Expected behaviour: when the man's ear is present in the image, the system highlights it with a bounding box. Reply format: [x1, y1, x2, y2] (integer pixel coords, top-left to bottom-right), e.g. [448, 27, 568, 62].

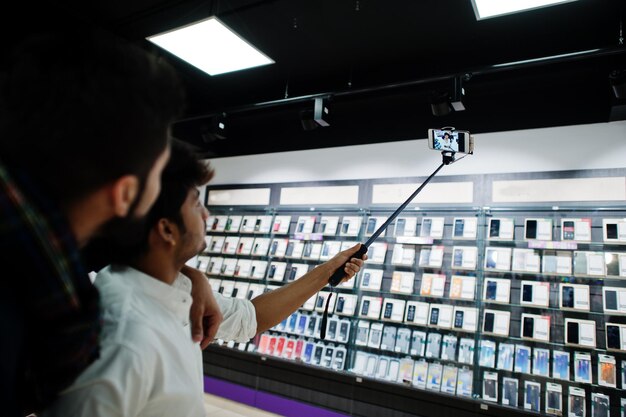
[111, 175, 140, 217]
[156, 218, 178, 247]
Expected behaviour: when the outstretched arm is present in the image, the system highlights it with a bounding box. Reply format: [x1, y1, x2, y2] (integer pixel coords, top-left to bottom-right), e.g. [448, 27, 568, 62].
[251, 244, 366, 334]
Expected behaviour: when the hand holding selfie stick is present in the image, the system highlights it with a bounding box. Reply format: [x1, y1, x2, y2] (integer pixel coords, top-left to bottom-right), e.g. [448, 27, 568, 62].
[327, 157, 452, 286]
[321, 129, 473, 338]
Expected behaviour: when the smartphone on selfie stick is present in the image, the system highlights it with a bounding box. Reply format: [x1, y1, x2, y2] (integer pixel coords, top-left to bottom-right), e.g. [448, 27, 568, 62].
[321, 127, 474, 338]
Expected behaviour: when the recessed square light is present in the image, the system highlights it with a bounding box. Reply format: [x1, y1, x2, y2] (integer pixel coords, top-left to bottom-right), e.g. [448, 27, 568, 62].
[471, 0, 578, 20]
[147, 16, 274, 76]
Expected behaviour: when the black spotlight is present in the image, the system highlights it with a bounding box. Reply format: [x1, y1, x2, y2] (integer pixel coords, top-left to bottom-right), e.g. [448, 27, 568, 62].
[610, 70, 626, 99]
[300, 97, 331, 130]
[300, 109, 318, 131]
[201, 114, 227, 143]
[430, 90, 452, 117]
[313, 97, 331, 127]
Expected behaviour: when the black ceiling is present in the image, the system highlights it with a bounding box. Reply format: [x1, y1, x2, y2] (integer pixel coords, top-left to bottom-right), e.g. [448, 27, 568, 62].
[5, 0, 626, 157]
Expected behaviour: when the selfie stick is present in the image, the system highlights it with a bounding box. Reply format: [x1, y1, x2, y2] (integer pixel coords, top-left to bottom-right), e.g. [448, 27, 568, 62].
[327, 150, 457, 287]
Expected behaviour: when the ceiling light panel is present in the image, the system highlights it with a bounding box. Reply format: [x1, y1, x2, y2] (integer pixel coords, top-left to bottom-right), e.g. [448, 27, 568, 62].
[471, 0, 578, 20]
[147, 17, 274, 76]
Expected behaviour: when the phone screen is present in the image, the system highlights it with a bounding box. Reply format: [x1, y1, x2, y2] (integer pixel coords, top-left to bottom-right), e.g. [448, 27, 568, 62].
[383, 302, 393, 319]
[367, 218, 377, 234]
[421, 219, 432, 236]
[483, 312, 495, 333]
[454, 219, 464, 237]
[453, 249, 463, 267]
[605, 290, 618, 310]
[336, 297, 345, 313]
[327, 321, 337, 339]
[522, 284, 533, 303]
[486, 281, 497, 300]
[607, 325, 621, 349]
[563, 221, 575, 240]
[489, 219, 501, 238]
[407, 305, 416, 322]
[562, 286, 574, 308]
[361, 300, 370, 315]
[567, 321, 579, 344]
[454, 311, 464, 328]
[525, 220, 537, 239]
[395, 219, 406, 236]
[523, 316, 534, 338]
[430, 308, 440, 325]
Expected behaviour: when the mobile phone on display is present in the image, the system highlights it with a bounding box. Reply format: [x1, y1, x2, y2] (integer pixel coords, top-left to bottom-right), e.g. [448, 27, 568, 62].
[607, 325, 620, 349]
[273, 220, 281, 232]
[313, 345, 324, 365]
[607, 223, 618, 239]
[270, 241, 278, 255]
[231, 288, 239, 298]
[489, 219, 501, 238]
[454, 311, 464, 328]
[367, 218, 377, 234]
[383, 302, 393, 319]
[336, 296, 345, 313]
[289, 267, 298, 281]
[453, 249, 463, 267]
[303, 343, 314, 363]
[307, 316, 318, 335]
[327, 320, 337, 340]
[297, 222, 305, 233]
[342, 222, 350, 234]
[563, 221, 575, 240]
[525, 220, 537, 239]
[483, 312, 495, 333]
[562, 286, 574, 308]
[407, 305, 416, 322]
[254, 218, 261, 231]
[303, 243, 312, 257]
[427, 129, 474, 154]
[567, 321, 579, 344]
[395, 219, 406, 236]
[486, 281, 497, 300]
[430, 308, 440, 325]
[522, 284, 533, 303]
[362, 272, 371, 287]
[334, 350, 345, 369]
[422, 218, 432, 236]
[522, 316, 534, 338]
[268, 265, 277, 278]
[339, 322, 349, 341]
[605, 290, 618, 310]
[285, 242, 294, 256]
[361, 300, 370, 316]
[454, 219, 464, 237]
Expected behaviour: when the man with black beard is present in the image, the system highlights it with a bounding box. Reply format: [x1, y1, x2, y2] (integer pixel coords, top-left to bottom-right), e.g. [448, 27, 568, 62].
[43, 140, 366, 417]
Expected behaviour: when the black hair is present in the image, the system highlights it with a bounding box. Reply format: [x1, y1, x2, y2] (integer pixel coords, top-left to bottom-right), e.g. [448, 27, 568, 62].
[0, 26, 186, 205]
[106, 138, 214, 264]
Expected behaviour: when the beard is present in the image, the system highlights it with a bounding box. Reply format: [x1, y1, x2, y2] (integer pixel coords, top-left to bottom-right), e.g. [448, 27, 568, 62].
[82, 215, 150, 272]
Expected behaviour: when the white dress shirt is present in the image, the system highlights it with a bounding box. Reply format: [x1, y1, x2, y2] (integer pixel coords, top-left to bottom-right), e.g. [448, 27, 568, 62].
[43, 265, 257, 417]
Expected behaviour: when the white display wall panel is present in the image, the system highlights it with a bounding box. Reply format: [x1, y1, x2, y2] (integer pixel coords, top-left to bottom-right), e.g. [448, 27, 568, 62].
[201, 176, 626, 417]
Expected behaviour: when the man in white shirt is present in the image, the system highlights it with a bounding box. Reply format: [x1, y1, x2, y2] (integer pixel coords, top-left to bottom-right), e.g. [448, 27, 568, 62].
[43, 139, 365, 417]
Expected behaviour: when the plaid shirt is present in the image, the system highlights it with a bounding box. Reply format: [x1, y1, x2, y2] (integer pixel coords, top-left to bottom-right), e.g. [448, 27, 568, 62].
[0, 160, 101, 416]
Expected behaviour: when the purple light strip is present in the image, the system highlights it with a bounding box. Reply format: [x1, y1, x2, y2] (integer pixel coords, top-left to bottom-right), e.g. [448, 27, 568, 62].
[204, 375, 350, 417]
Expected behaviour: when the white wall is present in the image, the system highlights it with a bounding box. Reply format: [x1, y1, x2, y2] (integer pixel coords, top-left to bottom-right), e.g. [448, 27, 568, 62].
[206, 121, 626, 185]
